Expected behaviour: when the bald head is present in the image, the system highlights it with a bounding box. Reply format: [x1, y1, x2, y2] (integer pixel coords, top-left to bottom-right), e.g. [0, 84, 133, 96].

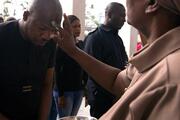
[19, 0, 63, 46]
[105, 2, 125, 16]
[29, 0, 62, 26]
[104, 2, 125, 30]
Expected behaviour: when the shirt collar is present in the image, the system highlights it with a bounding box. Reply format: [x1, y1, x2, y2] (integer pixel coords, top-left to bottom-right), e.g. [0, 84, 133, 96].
[129, 26, 180, 73]
[100, 24, 118, 34]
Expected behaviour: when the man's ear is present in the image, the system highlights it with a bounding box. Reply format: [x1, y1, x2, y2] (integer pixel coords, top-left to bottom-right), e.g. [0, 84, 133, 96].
[145, 0, 159, 13]
[23, 11, 30, 21]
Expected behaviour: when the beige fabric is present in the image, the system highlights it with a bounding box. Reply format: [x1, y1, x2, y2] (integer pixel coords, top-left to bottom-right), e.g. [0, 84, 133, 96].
[100, 26, 180, 120]
[158, 0, 180, 15]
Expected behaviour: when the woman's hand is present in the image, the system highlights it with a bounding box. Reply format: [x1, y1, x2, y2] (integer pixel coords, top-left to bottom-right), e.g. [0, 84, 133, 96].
[57, 14, 77, 56]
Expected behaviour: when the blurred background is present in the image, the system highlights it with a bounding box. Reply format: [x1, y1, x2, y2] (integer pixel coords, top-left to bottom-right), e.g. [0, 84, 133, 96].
[0, 0, 141, 57]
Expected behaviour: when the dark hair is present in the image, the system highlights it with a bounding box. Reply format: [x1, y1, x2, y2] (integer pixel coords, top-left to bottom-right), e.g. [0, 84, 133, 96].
[6, 17, 16, 21]
[0, 16, 4, 23]
[67, 15, 80, 24]
[105, 2, 125, 14]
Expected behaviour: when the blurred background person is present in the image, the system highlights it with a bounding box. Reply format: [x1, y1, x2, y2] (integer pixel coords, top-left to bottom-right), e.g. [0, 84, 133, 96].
[136, 31, 147, 51]
[55, 15, 85, 118]
[84, 2, 128, 118]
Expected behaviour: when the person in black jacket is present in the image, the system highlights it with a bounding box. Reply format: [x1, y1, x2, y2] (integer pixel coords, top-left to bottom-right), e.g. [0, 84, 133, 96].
[84, 2, 128, 118]
[55, 15, 85, 118]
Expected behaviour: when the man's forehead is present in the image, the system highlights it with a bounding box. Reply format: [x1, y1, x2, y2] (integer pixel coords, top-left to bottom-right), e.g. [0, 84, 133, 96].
[31, 18, 61, 32]
[31, 5, 62, 22]
[33, 14, 61, 26]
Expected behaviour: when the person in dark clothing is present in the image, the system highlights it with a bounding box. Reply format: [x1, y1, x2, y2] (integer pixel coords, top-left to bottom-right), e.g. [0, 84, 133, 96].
[55, 15, 85, 118]
[0, 0, 62, 119]
[84, 2, 128, 118]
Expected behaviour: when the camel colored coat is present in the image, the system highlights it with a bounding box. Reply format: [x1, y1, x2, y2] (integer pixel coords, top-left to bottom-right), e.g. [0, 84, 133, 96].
[100, 27, 180, 120]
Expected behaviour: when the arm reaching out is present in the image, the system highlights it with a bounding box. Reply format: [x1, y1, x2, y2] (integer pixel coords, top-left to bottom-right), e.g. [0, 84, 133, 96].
[57, 14, 126, 97]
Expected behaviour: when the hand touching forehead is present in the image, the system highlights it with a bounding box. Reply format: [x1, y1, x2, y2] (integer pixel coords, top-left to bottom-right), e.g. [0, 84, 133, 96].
[56, 14, 76, 55]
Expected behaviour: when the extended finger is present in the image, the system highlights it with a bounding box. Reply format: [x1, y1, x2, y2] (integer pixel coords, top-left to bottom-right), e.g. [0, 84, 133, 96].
[63, 13, 73, 34]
